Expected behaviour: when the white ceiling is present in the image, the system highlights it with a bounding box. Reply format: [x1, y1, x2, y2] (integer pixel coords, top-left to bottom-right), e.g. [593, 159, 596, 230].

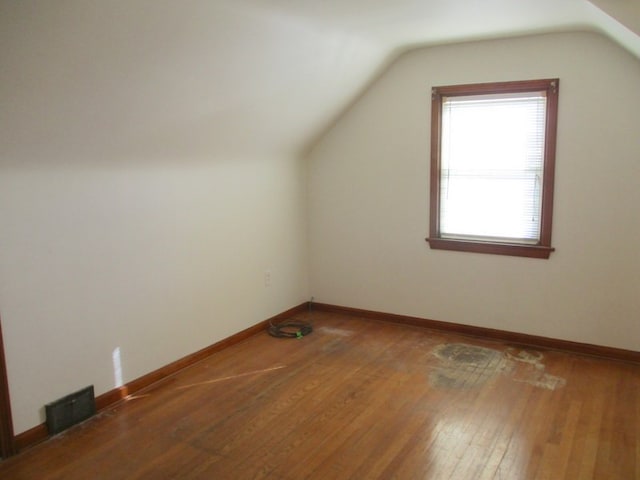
[253, 0, 640, 51]
[1, 0, 639, 162]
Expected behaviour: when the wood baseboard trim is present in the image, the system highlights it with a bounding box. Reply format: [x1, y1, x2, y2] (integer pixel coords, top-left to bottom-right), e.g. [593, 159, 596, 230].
[311, 302, 640, 364]
[13, 424, 47, 452]
[13, 302, 309, 453]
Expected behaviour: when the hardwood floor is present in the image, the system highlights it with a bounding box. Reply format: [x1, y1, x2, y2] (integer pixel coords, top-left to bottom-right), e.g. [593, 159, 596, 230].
[1, 311, 638, 479]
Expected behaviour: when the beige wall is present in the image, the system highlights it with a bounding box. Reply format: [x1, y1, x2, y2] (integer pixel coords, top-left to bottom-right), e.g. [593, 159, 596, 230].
[0, 1, 310, 433]
[308, 31, 640, 351]
[0, 159, 308, 434]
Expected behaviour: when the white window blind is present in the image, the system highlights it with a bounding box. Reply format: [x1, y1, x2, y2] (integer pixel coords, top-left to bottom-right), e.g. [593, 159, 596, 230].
[440, 91, 547, 243]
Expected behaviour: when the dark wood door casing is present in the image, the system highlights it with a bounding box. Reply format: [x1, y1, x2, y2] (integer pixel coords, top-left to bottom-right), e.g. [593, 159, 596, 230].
[0, 316, 16, 458]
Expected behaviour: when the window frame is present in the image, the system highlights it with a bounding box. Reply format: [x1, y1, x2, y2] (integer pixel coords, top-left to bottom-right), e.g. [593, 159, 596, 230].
[427, 78, 559, 259]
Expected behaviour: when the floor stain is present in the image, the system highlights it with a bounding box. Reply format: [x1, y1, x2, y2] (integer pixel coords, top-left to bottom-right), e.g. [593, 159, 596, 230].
[430, 343, 565, 391]
[430, 343, 511, 389]
[505, 347, 566, 390]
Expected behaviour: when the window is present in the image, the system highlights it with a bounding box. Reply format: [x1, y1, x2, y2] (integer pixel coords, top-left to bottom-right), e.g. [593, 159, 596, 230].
[427, 79, 559, 259]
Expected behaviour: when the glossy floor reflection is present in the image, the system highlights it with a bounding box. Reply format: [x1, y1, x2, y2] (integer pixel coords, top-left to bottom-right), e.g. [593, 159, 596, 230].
[1, 311, 638, 479]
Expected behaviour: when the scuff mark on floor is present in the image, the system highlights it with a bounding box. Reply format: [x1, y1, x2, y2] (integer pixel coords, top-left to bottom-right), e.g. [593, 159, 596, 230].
[317, 326, 355, 337]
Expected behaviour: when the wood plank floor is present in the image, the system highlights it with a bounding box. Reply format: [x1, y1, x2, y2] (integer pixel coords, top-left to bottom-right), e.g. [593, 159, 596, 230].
[1, 311, 639, 479]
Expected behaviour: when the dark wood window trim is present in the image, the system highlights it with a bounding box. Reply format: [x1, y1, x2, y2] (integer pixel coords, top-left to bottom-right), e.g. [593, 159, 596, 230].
[426, 78, 559, 259]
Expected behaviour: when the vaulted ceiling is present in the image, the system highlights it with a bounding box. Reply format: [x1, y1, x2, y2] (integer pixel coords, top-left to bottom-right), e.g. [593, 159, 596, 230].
[2, 0, 639, 162]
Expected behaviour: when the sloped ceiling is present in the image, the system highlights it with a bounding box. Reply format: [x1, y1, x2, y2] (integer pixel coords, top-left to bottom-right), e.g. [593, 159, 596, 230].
[1, 0, 639, 163]
[589, 0, 640, 36]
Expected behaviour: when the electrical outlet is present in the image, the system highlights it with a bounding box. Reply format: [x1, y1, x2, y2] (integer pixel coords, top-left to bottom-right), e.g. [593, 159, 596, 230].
[264, 270, 272, 287]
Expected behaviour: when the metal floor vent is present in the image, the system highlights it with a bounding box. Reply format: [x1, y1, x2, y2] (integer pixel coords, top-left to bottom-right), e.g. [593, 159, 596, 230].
[45, 385, 96, 435]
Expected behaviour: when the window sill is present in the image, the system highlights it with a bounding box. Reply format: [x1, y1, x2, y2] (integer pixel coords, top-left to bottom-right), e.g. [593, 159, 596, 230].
[426, 237, 554, 259]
